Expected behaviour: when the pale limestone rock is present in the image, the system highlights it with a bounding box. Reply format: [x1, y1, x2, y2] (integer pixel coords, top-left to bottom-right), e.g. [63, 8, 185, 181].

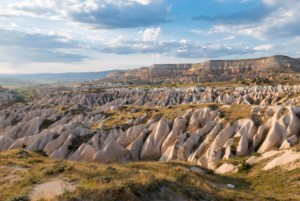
[0, 136, 14, 151]
[93, 140, 131, 163]
[215, 163, 238, 174]
[161, 116, 187, 154]
[246, 150, 284, 165]
[188, 123, 222, 163]
[103, 128, 122, 148]
[140, 117, 170, 160]
[127, 130, 149, 161]
[236, 135, 248, 156]
[223, 146, 232, 160]
[9, 139, 25, 150]
[27, 132, 56, 151]
[91, 133, 100, 150]
[78, 145, 97, 162]
[69, 143, 88, 161]
[253, 125, 268, 150]
[280, 135, 298, 150]
[50, 134, 73, 160]
[44, 131, 70, 155]
[117, 125, 145, 148]
[263, 151, 300, 170]
[258, 108, 286, 153]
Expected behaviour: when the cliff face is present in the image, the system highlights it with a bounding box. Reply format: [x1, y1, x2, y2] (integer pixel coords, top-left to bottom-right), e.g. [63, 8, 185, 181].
[104, 55, 300, 83]
[190, 55, 300, 74]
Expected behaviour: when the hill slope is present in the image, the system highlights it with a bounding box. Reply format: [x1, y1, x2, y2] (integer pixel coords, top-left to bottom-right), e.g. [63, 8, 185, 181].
[104, 55, 300, 84]
[0, 149, 299, 201]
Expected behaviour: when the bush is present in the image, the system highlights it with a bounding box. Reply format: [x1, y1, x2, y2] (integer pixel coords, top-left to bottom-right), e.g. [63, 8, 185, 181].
[39, 119, 56, 130]
[44, 162, 70, 176]
[7, 196, 29, 201]
[68, 134, 93, 152]
[252, 152, 261, 157]
[238, 159, 251, 172]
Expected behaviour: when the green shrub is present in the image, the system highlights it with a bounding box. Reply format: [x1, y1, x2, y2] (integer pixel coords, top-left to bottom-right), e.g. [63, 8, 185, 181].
[238, 159, 251, 172]
[44, 162, 70, 176]
[7, 196, 29, 201]
[252, 152, 261, 157]
[68, 134, 93, 152]
[39, 119, 56, 130]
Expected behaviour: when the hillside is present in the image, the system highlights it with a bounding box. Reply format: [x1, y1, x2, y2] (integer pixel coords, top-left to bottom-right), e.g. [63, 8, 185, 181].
[0, 149, 299, 201]
[103, 55, 300, 84]
[1, 83, 300, 200]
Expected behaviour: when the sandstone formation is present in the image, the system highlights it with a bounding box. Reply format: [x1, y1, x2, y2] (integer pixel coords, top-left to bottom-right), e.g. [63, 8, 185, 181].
[0, 84, 299, 172]
[0, 88, 16, 107]
[103, 55, 300, 84]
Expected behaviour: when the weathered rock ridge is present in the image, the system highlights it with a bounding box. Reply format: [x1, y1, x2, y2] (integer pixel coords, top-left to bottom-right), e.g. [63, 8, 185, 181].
[0, 85, 300, 171]
[0, 87, 16, 107]
[105, 55, 300, 83]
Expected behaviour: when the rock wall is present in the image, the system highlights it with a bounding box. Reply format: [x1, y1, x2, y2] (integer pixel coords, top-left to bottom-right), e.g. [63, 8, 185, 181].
[104, 55, 300, 84]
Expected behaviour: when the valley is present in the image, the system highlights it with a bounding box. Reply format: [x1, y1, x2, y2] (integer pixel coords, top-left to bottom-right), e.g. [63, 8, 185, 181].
[0, 56, 300, 200]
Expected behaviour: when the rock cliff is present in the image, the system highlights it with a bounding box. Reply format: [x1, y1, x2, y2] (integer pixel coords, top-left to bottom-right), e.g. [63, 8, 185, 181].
[104, 55, 300, 84]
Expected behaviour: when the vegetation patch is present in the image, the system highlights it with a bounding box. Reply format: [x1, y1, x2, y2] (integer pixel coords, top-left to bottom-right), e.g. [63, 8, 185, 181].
[0, 149, 299, 201]
[39, 119, 56, 131]
[220, 105, 252, 124]
[101, 104, 220, 129]
[68, 133, 94, 152]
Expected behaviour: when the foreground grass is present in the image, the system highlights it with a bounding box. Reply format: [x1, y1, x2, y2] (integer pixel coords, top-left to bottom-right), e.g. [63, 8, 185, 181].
[0, 149, 299, 201]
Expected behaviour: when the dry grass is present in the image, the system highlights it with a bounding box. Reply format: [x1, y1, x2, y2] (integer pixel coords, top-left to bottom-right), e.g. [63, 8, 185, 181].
[100, 104, 219, 129]
[1, 149, 299, 201]
[219, 104, 253, 124]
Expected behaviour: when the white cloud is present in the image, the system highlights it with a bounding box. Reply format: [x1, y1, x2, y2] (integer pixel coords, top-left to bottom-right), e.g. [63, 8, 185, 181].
[254, 44, 273, 51]
[101, 35, 255, 58]
[133, 0, 152, 5]
[0, 0, 170, 29]
[205, 1, 300, 40]
[262, 0, 296, 6]
[108, 35, 126, 47]
[222, 35, 236, 40]
[143, 27, 161, 41]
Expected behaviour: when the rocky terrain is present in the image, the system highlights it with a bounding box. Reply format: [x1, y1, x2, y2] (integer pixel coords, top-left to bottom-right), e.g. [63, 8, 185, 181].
[0, 86, 17, 108]
[0, 85, 299, 171]
[0, 83, 300, 200]
[103, 55, 300, 84]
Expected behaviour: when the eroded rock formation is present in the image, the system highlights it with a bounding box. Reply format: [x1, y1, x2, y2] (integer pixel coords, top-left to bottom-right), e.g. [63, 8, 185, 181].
[0, 84, 300, 171]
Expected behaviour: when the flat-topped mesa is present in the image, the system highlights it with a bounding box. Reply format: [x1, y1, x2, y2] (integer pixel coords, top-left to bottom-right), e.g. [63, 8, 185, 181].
[107, 64, 192, 83]
[190, 55, 300, 74]
[104, 55, 300, 84]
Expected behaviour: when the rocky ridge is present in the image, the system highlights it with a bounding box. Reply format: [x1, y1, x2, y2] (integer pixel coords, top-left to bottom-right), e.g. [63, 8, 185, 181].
[0, 85, 300, 172]
[0, 87, 17, 108]
[104, 55, 300, 83]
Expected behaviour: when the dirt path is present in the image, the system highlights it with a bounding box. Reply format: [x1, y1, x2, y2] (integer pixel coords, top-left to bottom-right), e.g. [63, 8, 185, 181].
[29, 179, 75, 201]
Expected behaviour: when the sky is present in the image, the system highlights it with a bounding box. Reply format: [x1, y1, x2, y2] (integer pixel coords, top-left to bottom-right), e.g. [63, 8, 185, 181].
[0, 0, 300, 73]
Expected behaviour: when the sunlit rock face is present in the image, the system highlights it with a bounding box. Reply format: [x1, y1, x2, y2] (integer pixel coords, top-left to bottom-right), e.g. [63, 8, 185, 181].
[0, 84, 300, 170]
[105, 55, 300, 83]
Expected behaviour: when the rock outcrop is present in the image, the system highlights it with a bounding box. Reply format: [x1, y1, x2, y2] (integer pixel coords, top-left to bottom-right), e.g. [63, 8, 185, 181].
[104, 55, 300, 84]
[0, 84, 300, 171]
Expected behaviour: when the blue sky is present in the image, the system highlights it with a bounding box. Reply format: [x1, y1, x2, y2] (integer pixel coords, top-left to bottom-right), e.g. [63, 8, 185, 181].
[0, 0, 300, 73]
